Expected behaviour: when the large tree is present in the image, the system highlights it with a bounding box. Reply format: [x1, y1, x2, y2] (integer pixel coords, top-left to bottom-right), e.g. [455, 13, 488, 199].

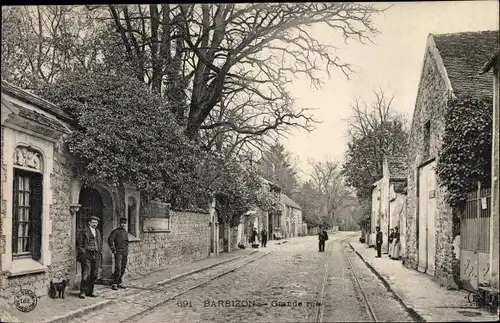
[342, 88, 409, 214]
[38, 71, 206, 209]
[294, 180, 322, 227]
[1, 6, 109, 89]
[309, 159, 352, 228]
[257, 142, 299, 197]
[3, 4, 385, 152]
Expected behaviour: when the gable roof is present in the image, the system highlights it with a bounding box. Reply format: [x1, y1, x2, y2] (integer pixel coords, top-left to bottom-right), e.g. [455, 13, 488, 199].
[481, 49, 499, 74]
[280, 194, 302, 210]
[1, 80, 73, 123]
[432, 30, 499, 99]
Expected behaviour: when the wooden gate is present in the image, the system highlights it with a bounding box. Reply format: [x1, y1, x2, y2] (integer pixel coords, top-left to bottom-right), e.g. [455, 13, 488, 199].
[460, 183, 491, 291]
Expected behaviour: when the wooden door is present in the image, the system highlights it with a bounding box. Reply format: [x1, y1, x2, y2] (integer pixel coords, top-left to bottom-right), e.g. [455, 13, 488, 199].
[426, 161, 437, 276]
[418, 166, 428, 272]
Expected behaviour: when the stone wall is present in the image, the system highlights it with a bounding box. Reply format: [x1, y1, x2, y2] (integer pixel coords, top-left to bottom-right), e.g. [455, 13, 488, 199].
[1, 126, 5, 273]
[0, 136, 74, 305]
[230, 225, 239, 251]
[125, 206, 210, 279]
[405, 42, 458, 281]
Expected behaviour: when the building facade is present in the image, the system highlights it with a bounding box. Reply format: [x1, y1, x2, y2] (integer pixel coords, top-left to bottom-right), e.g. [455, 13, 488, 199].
[481, 49, 499, 290]
[1, 81, 211, 305]
[405, 31, 497, 287]
[280, 194, 303, 238]
[369, 155, 407, 253]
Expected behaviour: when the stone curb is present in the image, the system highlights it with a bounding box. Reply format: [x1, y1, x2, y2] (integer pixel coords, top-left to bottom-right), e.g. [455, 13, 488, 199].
[43, 250, 259, 323]
[123, 250, 272, 322]
[42, 299, 116, 323]
[348, 242, 427, 323]
[155, 250, 259, 286]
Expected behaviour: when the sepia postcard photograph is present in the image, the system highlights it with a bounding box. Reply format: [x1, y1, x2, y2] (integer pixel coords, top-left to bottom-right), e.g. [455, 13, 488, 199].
[0, 1, 499, 322]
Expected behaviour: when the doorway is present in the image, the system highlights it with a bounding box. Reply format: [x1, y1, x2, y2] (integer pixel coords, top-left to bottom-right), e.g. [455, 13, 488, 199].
[417, 161, 437, 276]
[76, 186, 115, 284]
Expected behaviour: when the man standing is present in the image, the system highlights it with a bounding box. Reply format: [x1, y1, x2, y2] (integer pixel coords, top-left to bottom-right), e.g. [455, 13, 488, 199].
[76, 216, 102, 299]
[108, 217, 129, 290]
[261, 228, 268, 248]
[375, 226, 383, 258]
[318, 229, 327, 252]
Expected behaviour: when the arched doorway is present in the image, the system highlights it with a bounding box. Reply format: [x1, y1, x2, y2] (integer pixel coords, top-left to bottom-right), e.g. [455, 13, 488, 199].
[77, 188, 104, 238]
[75, 186, 115, 284]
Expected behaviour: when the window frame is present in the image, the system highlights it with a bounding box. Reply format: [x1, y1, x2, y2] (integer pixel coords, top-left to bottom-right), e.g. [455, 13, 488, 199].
[12, 168, 43, 260]
[127, 196, 138, 236]
[423, 120, 431, 157]
[124, 188, 141, 241]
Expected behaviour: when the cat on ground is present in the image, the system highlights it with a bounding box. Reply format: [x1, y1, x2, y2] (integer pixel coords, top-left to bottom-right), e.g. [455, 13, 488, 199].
[49, 279, 70, 299]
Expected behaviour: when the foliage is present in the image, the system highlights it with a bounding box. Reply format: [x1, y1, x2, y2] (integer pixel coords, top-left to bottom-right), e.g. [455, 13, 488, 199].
[342, 89, 409, 202]
[294, 180, 322, 227]
[38, 71, 208, 209]
[3, 4, 385, 156]
[257, 142, 299, 197]
[1, 6, 110, 89]
[437, 97, 492, 208]
[309, 159, 352, 227]
[206, 154, 280, 227]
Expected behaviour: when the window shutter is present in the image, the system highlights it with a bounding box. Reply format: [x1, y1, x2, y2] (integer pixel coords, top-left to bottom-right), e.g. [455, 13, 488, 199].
[12, 172, 19, 255]
[31, 174, 43, 261]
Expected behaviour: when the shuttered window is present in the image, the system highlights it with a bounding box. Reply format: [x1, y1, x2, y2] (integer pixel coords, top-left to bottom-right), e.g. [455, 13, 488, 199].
[12, 169, 43, 260]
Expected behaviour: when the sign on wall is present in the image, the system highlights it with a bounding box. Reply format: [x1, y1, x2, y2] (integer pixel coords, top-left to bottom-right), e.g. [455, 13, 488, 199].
[142, 201, 171, 233]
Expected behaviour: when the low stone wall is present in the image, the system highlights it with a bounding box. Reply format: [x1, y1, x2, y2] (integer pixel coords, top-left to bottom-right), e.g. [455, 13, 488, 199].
[125, 208, 210, 279]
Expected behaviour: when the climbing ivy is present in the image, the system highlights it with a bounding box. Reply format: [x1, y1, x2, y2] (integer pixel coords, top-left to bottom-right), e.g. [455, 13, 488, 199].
[437, 96, 492, 209]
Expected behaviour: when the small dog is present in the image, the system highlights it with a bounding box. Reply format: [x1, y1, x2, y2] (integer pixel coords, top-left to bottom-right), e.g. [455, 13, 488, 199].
[49, 279, 70, 299]
[238, 243, 246, 249]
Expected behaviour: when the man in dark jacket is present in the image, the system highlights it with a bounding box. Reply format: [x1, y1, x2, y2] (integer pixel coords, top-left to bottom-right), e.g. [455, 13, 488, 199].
[318, 229, 328, 252]
[108, 217, 129, 290]
[261, 229, 268, 247]
[375, 226, 383, 258]
[76, 216, 102, 299]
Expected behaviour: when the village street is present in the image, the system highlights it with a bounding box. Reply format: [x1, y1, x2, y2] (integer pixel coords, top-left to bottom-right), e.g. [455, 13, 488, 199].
[64, 232, 414, 323]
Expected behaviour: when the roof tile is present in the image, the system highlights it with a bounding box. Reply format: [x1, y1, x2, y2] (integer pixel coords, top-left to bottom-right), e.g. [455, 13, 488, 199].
[432, 30, 499, 99]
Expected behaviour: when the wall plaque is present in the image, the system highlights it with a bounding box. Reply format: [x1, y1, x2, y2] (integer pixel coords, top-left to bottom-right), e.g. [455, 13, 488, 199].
[142, 202, 171, 233]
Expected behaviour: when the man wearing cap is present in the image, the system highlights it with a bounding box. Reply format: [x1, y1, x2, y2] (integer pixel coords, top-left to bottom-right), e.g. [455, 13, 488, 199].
[375, 226, 383, 258]
[108, 217, 129, 290]
[76, 216, 102, 299]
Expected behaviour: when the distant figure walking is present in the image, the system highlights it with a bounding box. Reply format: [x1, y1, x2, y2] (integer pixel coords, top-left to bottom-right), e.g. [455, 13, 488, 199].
[392, 226, 401, 260]
[388, 228, 395, 258]
[318, 229, 328, 252]
[375, 226, 383, 258]
[261, 229, 268, 247]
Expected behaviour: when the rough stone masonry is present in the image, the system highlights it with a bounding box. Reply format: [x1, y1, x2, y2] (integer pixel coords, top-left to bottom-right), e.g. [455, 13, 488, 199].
[404, 41, 459, 282]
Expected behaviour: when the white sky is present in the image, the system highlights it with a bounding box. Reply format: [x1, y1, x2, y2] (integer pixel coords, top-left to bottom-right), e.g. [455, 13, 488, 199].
[281, 1, 499, 181]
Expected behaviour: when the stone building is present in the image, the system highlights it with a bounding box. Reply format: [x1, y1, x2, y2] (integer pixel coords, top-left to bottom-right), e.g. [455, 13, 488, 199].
[404, 31, 497, 287]
[481, 49, 499, 290]
[369, 155, 407, 255]
[234, 177, 281, 247]
[0, 81, 211, 305]
[280, 194, 303, 238]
